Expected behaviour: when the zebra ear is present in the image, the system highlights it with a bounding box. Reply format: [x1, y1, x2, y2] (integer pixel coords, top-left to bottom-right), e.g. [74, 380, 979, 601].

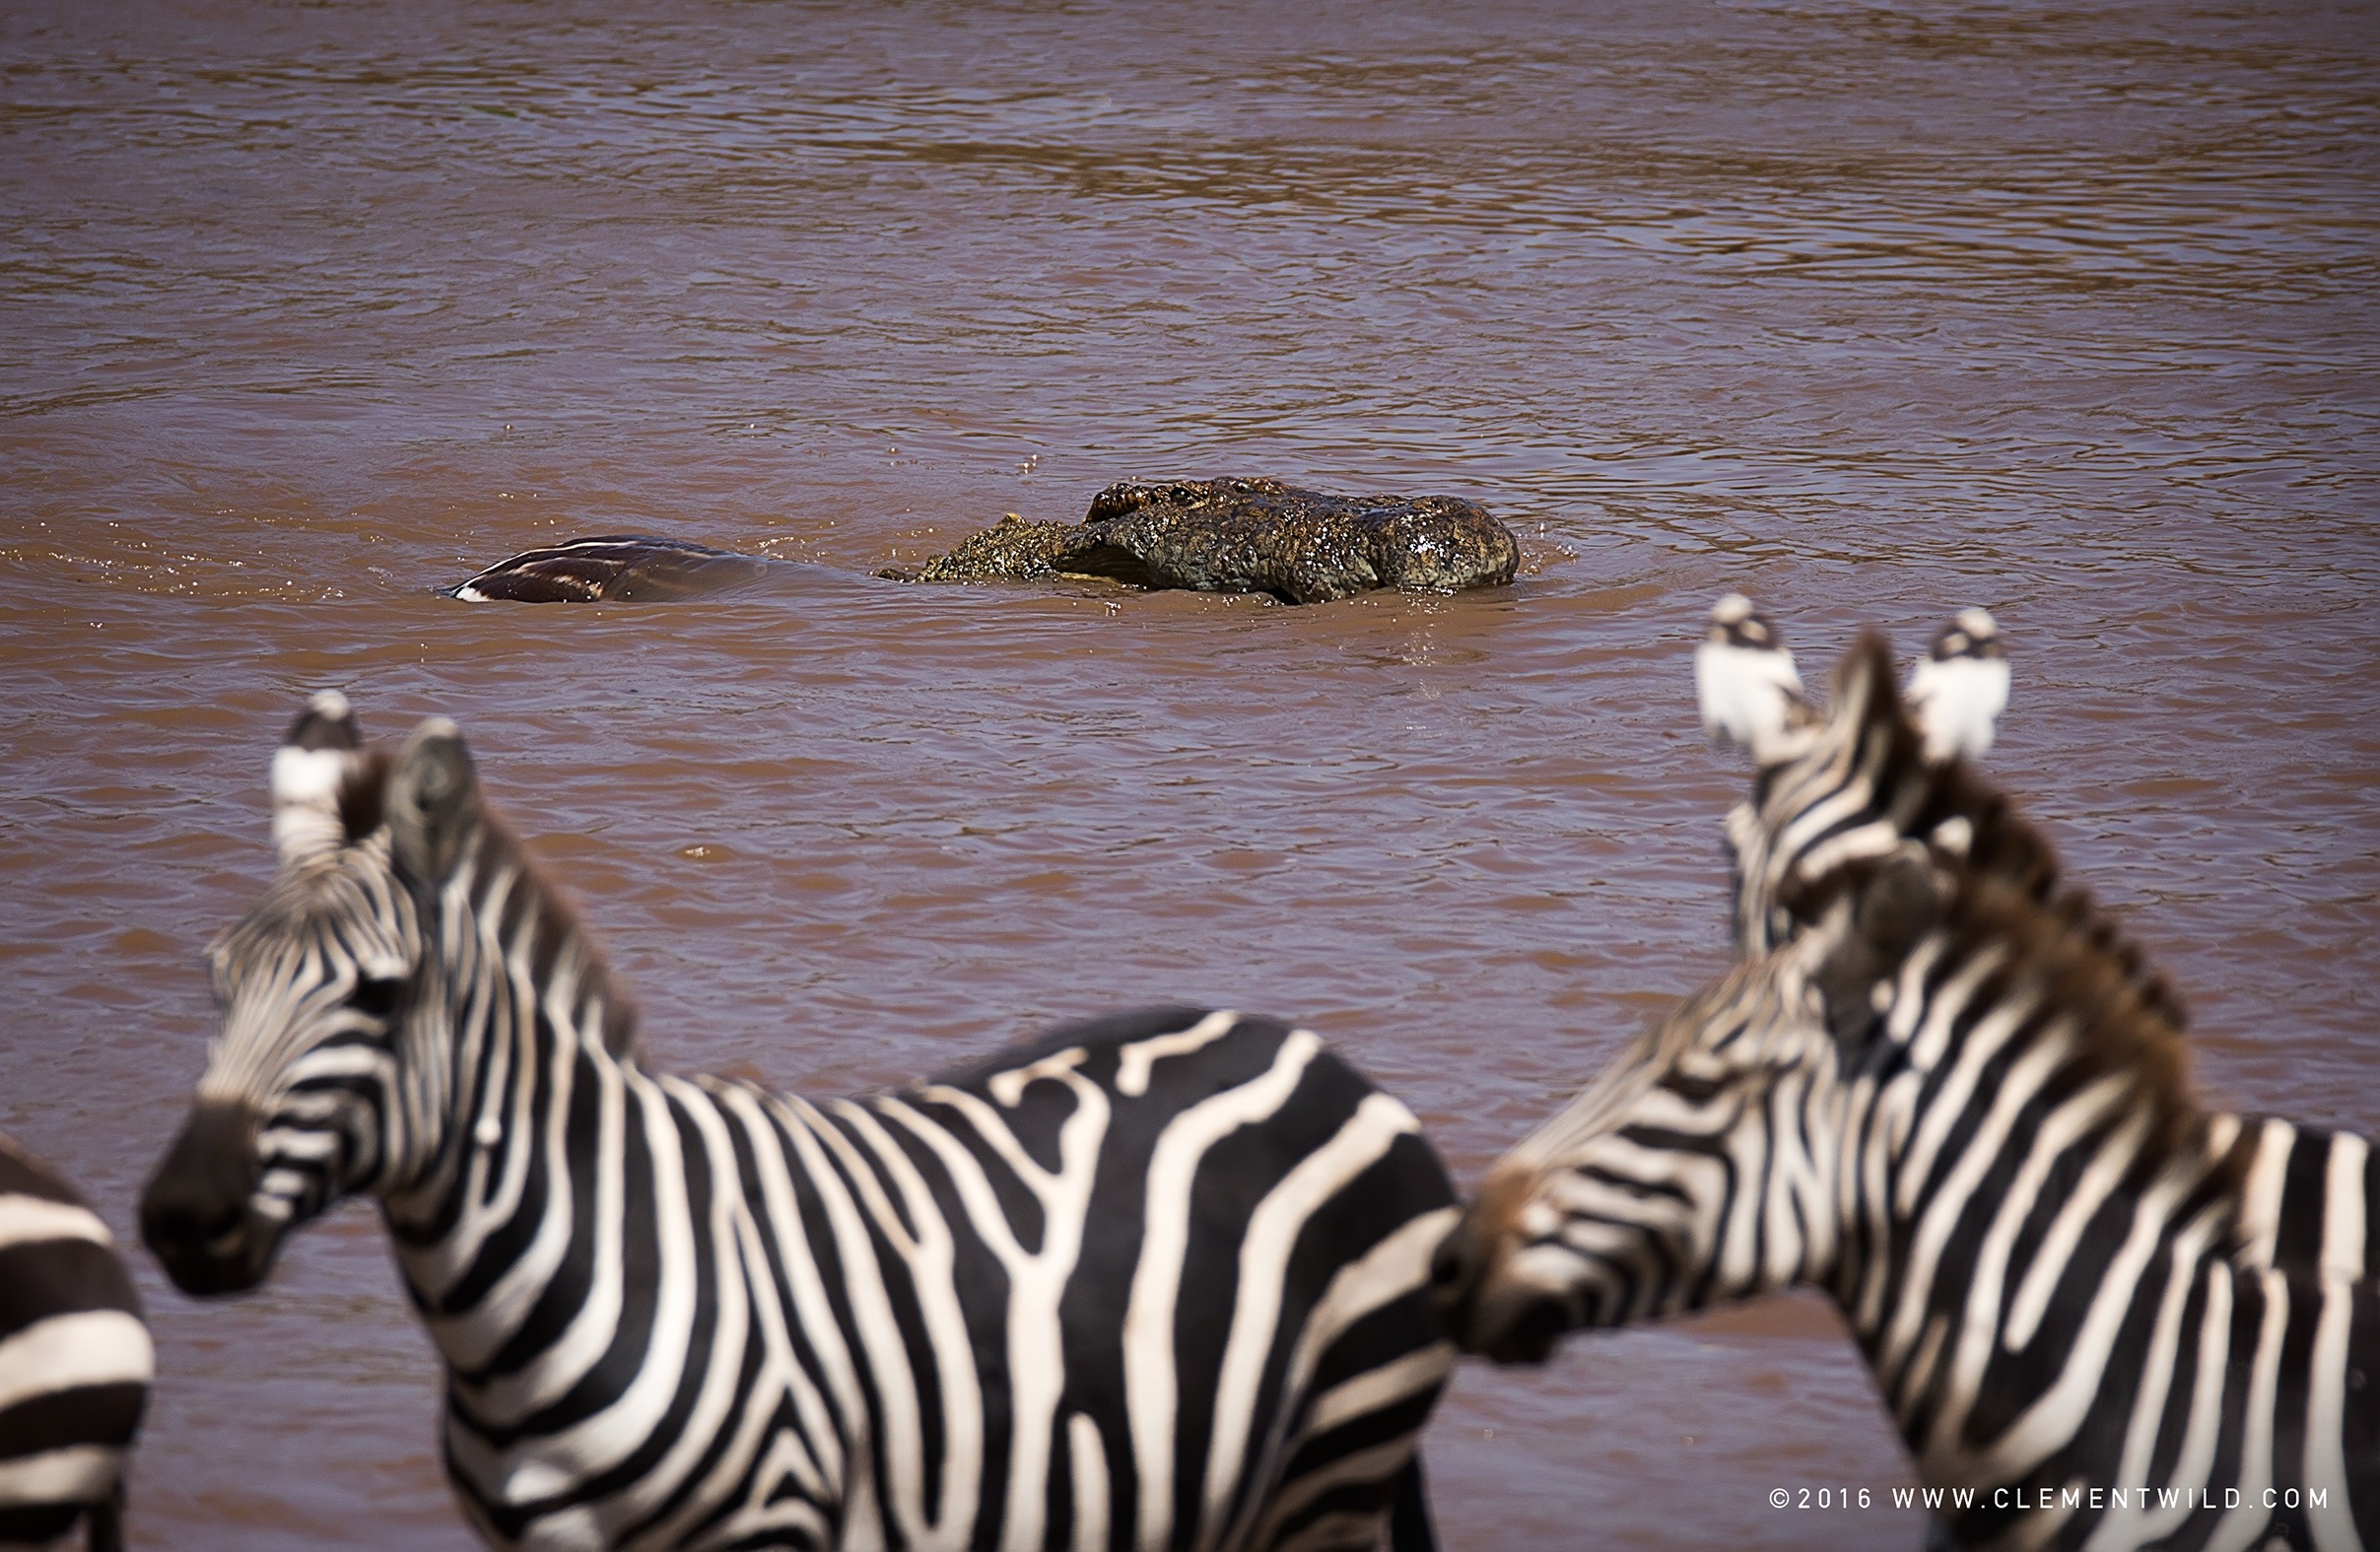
[273, 691, 365, 866]
[1906, 608, 2010, 763]
[338, 750, 390, 844]
[1694, 592, 1807, 761]
[388, 718, 479, 883]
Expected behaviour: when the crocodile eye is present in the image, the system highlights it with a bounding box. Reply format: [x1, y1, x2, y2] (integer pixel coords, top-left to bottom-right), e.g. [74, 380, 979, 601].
[350, 977, 407, 1020]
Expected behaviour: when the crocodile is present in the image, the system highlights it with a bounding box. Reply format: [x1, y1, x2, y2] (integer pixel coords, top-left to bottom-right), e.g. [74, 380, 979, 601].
[893, 477, 1519, 604]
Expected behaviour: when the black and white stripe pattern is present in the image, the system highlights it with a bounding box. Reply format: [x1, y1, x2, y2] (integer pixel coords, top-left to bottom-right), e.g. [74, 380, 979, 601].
[143, 700, 1457, 1550]
[1439, 634, 2377, 1550]
[0, 1134, 150, 1552]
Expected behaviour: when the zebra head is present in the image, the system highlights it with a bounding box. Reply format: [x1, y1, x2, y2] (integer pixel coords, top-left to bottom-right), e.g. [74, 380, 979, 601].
[1724, 622, 2043, 958]
[142, 696, 437, 1295]
[1437, 634, 2197, 1364]
[1430, 633, 1951, 1361]
[1429, 911, 1858, 1363]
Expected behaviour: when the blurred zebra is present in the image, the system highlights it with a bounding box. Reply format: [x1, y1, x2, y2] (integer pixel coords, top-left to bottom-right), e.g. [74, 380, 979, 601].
[141, 695, 1456, 1551]
[1439, 634, 2376, 1550]
[0, 1134, 151, 1552]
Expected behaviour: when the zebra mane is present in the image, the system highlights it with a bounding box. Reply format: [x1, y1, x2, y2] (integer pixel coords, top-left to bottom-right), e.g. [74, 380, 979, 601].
[315, 734, 643, 1065]
[1802, 636, 2231, 1191]
[1899, 862, 2236, 1203]
[1786, 634, 2187, 1034]
[459, 799, 643, 1063]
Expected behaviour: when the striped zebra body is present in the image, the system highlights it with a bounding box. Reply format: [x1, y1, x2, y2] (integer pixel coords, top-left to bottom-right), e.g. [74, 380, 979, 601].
[142, 700, 1456, 1550]
[1438, 634, 2376, 1550]
[0, 1134, 151, 1552]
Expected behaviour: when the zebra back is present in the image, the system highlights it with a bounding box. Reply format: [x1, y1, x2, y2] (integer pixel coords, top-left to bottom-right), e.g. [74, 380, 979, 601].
[0, 1133, 151, 1551]
[860, 1006, 1459, 1552]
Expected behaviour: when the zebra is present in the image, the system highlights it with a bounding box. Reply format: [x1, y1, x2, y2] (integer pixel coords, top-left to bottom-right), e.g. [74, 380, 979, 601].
[139, 693, 1458, 1551]
[0, 1133, 152, 1552]
[1434, 632, 2377, 1550]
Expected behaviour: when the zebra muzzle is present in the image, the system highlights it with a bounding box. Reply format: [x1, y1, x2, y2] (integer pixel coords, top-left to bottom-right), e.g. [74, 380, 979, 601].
[1430, 1214, 1581, 1365]
[141, 1100, 276, 1296]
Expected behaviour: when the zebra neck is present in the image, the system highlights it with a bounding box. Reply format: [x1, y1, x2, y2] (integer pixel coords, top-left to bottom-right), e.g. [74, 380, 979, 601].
[377, 978, 665, 1450]
[381, 820, 639, 1244]
[1829, 1068, 2235, 1476]
[387, 1023, 653, 1369]
[1824, 888, 2234, 1347]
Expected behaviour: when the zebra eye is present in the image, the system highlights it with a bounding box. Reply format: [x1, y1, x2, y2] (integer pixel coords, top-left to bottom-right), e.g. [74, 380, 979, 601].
[1665, 1071, 1728, 1105]
[349, 977, 407, 1019]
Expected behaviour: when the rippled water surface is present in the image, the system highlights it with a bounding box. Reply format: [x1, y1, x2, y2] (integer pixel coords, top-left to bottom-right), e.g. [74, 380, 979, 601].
[4, 1, 2376, 1546]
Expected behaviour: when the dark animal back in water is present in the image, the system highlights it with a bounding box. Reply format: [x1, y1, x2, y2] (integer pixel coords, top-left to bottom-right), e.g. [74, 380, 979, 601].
[444, 535, 778, 602]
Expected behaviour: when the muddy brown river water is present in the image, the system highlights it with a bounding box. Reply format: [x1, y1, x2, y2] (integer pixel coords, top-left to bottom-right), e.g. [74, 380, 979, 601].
[3, 2, 2376, 1546]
